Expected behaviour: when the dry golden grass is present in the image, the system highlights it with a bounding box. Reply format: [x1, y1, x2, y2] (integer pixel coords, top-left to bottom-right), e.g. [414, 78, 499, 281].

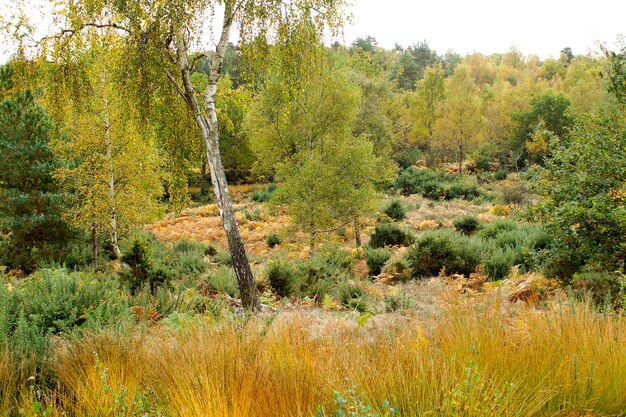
[21, 290, 624, 417]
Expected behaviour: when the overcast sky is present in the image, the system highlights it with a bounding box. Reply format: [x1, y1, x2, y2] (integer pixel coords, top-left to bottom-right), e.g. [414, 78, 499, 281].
[341, 0, 624, 58]
[1, 0, 624, 61]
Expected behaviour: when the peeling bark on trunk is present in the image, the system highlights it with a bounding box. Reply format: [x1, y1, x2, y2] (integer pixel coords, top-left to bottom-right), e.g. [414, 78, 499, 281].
[173, 12, 259, 311]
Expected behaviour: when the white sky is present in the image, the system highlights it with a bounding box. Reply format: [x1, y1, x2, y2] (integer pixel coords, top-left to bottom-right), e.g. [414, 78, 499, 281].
[1, 0, 624, 62]
[340, 0, 624, 58]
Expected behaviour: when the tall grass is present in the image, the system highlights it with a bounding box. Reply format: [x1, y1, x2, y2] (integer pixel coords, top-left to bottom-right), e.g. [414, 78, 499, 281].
[17, 294, 622, 417]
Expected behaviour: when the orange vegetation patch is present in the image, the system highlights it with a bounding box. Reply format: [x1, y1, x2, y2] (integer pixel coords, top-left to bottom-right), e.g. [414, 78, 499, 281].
[146, 202, 294, 259]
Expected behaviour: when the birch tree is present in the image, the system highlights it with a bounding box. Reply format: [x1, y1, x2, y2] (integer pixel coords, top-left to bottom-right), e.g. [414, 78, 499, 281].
[36, 0, 347, 310]
[46, 34, 163, 267]
[246, 46, 380, 252]
[432, 65, 484, 174]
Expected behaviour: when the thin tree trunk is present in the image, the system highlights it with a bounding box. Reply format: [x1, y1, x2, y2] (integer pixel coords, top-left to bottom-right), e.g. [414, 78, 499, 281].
[309, 233, 316, 257]
[354, 217, 361, 248]
[91, 225, 98, 269]
[458, 142, 464, 175]
[102, 69, 122, 259]
[174, 11, 260, 311]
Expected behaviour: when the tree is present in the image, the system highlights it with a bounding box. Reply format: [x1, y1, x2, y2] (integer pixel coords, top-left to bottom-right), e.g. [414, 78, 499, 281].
[39, 0, 348, 310]
[512, 92, 574, 166]
[406, 63, 445, 164]
[533, 113, 626, 278]
[432, 65, 483, 174]
[563, 56, 605, 114]
[46, 34, 164, 267]
[246, 54, 380, 251]
[394, 41, 439, 90]
[351, 36, 378, 54]
[0, 66, 72, 272]
[532, 46, 626, 279]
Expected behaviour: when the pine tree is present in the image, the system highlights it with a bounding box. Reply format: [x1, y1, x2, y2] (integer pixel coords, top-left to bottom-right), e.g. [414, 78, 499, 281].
[0, 66, 72, 272]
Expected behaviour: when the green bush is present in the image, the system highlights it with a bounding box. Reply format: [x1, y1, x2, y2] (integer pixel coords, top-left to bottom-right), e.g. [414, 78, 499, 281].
[401, 222, 552, 282]
[453, 215, 481, 235]
[478, 219, 518, 239]
[15, 269, 120, 334]
[494, 168, 508, 181]
[213, 251, 233, 267]
[394, 168, 482, 201]
[176, 252, 207, 276]
[393, 146, 422, 169]
[363, 246, 392, 276]
[202, 266, 239, 298]
[369, 222, 414, 248]
[384, 291, 416, 312]
[298, 248, 353, 301]
[122, 239, 156, 293]
[120, 236, 182, 293]
[252, 183, 277, 202]
[383, 199, 407, 221]
[173, 240, 206, 255]
[334, 279, 371, 313]
[265, 259, 300, 297]
[266, 233, 282, 248]
[442, 177, 480, 200]
[395, 167, 444, 197]
[483, 248, 520, 281]
[405, 230, 483, 279]
[244, 208, 262, 221]
[571, 272, 625, 309]
[406, 230, 464, 279]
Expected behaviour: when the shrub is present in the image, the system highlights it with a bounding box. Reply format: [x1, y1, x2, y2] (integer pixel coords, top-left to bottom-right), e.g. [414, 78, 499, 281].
[394, 168, 482, 201]
[453, 215, 481, 235]
[298, 248, 353, 301]
[384, 291, 416, 312]
[266, 233, 282, 248]
[369, 222, 414, 248]
[244, 208, 262, 221]
[251, 183, 277, 202]
[176, 252, 208, 276]
[383, 199, 407, 221]
[393, 146, 422, 169]
[478, 219, 518, 239]
[501, 181, 527, 206]
[405, 230, 482, 279]
[202, 266, 239, 298]
[494, 168, 508, 181]
[395, 167, 443, 196]
[406, 230, 465, 279]
[121, 237, 174, 293]
[121, 239, 152, 293]
[204, 244, 217, 257]
[213, 251, 233, 267]
[265, 259, 300, 297]
[363, 246, 392, 276]
[572, 272, 625, 309]
[334, 280, 371, 313]
[173, 240, 206, 255]
[387, 258, 413, 283]
[443, 177, 480, 200]
[15, 269, 120, 334]
[483, 248, 520, 281]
